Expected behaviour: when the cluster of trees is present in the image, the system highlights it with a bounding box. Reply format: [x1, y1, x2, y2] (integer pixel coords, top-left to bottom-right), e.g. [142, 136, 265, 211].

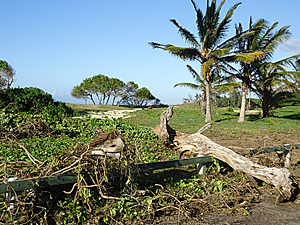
[0, 60, 15, 89]
[71, 74, 159, 107]
[150, 0, 300, 122]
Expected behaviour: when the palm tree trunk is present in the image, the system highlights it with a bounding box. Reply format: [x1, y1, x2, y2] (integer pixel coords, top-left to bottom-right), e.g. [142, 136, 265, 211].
[261, 97, 269, 118]
[201, 93, 206, 115]
[237, 83, 247, 123]
[205, 79, 212, 122]
[247, 91, 251, 110]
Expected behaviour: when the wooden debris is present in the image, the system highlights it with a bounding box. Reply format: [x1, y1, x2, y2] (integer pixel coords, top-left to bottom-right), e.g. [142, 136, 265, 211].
[152, 106, 293, 201]
[84, 129, 125, 159]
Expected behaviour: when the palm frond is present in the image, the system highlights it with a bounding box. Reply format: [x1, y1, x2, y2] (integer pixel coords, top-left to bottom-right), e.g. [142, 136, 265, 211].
[275, 53, 300, 67]
[186, 65, 203, 83]
[191, 0, 206, 42]
[213, 2, 242, 46]
[265, 25, 291, 51]
[174, 82, 202, 90]
[170, 19, 200, 48]
[149, 42, 202, 61]
[214, 81, 240, 93]
[201, 59, 214, 80]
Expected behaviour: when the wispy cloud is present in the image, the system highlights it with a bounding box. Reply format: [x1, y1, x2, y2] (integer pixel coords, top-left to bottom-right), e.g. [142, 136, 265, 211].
[277, 38, 300, 55]
[52, 90, 64, 97]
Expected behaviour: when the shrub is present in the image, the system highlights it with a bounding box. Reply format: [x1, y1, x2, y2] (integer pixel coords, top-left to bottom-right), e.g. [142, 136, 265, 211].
[0, 87, 74, 123]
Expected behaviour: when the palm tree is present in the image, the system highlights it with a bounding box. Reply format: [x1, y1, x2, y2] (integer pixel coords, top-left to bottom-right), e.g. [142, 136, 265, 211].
[174, 65, 239, 114]
[233, 18, 292, 122]
[150, 0, 262, 122]
[251, 55, 300, 118]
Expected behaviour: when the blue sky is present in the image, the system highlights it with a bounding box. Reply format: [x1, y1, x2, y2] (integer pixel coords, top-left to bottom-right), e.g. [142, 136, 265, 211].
[1, 0, 300, 105]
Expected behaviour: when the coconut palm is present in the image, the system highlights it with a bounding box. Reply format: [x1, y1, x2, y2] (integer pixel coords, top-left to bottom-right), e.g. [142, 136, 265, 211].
[251, 55, 300, 118]
[232, 18, 293, 122]
[174, 65, 239, 114]
[150, 0, 262, 122]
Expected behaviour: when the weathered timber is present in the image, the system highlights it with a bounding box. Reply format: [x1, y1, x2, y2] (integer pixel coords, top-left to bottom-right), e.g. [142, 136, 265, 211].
[152, 106, 293, 201]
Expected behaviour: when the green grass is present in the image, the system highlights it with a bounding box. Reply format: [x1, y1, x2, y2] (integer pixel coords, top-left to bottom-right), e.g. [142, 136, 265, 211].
[122, 103, 300, 140]
[67, 103, 300, 139]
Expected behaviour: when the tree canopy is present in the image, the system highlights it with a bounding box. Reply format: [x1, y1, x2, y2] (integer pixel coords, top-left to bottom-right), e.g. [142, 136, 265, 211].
[71, 75, 159, 107]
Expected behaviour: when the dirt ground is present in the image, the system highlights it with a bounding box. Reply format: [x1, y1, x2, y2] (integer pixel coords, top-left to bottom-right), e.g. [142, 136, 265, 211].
[149, 132, 300, 225]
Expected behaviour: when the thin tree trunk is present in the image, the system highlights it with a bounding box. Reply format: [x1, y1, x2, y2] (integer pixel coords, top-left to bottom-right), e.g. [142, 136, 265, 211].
[105, 96, 111, 105]
[205, 79, 212, 122]
[261, 98, 268, 118]
[112, 96, 117, 105]
[95, 93, 102, 105]
[89, 95, 96, 105]
[201, 93, 206, 115]
[237, 83, 247, 123]
[247, 90, 251, 111]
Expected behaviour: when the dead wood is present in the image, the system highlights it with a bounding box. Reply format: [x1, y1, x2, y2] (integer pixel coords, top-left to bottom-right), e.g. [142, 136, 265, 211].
[152, 106, 293, 201]
[83, 129, 125, 159]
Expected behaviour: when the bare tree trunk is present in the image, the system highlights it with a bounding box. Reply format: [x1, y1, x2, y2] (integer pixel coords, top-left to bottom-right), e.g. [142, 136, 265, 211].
[247, 90, 251, 111]
[112, 96, 117, 105]
[89, 94, 96, 105]
[237, 83, 247, 123]
[205, 79, 212, 122]
[152, 106, 293, 201]
[105, 96, 111, 105]
[95, 93, 102, 105]
[201, 93, 206, 115]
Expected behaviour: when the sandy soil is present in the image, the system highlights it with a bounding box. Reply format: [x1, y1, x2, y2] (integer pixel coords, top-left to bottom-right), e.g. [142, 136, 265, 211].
[73, 108, 142, 119]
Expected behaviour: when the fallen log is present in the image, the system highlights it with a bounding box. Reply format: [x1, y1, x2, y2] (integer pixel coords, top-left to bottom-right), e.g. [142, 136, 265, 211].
[152, 106, 293, 201]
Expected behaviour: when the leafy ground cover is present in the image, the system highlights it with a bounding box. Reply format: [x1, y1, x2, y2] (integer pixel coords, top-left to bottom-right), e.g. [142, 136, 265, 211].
[0, 104, 299, 224]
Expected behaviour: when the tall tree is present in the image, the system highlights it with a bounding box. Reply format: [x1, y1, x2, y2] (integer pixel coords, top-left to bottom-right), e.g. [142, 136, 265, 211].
[150, 0, 262, 122]
[251, 55, 300, 117]
[233, 18, 292, 122]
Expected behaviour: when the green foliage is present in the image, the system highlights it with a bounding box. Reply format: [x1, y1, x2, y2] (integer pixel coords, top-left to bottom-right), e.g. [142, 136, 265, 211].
[0, 87, 74, 126]
[72, 75, 159, 106]
[0, 87, 52, 112]
[215, 91, 242, 108]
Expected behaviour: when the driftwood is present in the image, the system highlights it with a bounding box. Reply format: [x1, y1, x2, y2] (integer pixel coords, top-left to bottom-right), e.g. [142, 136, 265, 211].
[153, 106, 293, 201]
[84, 130, 125, 159]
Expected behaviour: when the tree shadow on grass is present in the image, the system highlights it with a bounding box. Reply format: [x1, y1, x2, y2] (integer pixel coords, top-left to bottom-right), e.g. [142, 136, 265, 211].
[273, 113, 300, 120]
[246, 114, 260, 121]
[215, 117, 234, 122]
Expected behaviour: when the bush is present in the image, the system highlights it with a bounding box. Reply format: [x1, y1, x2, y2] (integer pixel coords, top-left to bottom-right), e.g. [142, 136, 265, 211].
[0, 87, 74, 123]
